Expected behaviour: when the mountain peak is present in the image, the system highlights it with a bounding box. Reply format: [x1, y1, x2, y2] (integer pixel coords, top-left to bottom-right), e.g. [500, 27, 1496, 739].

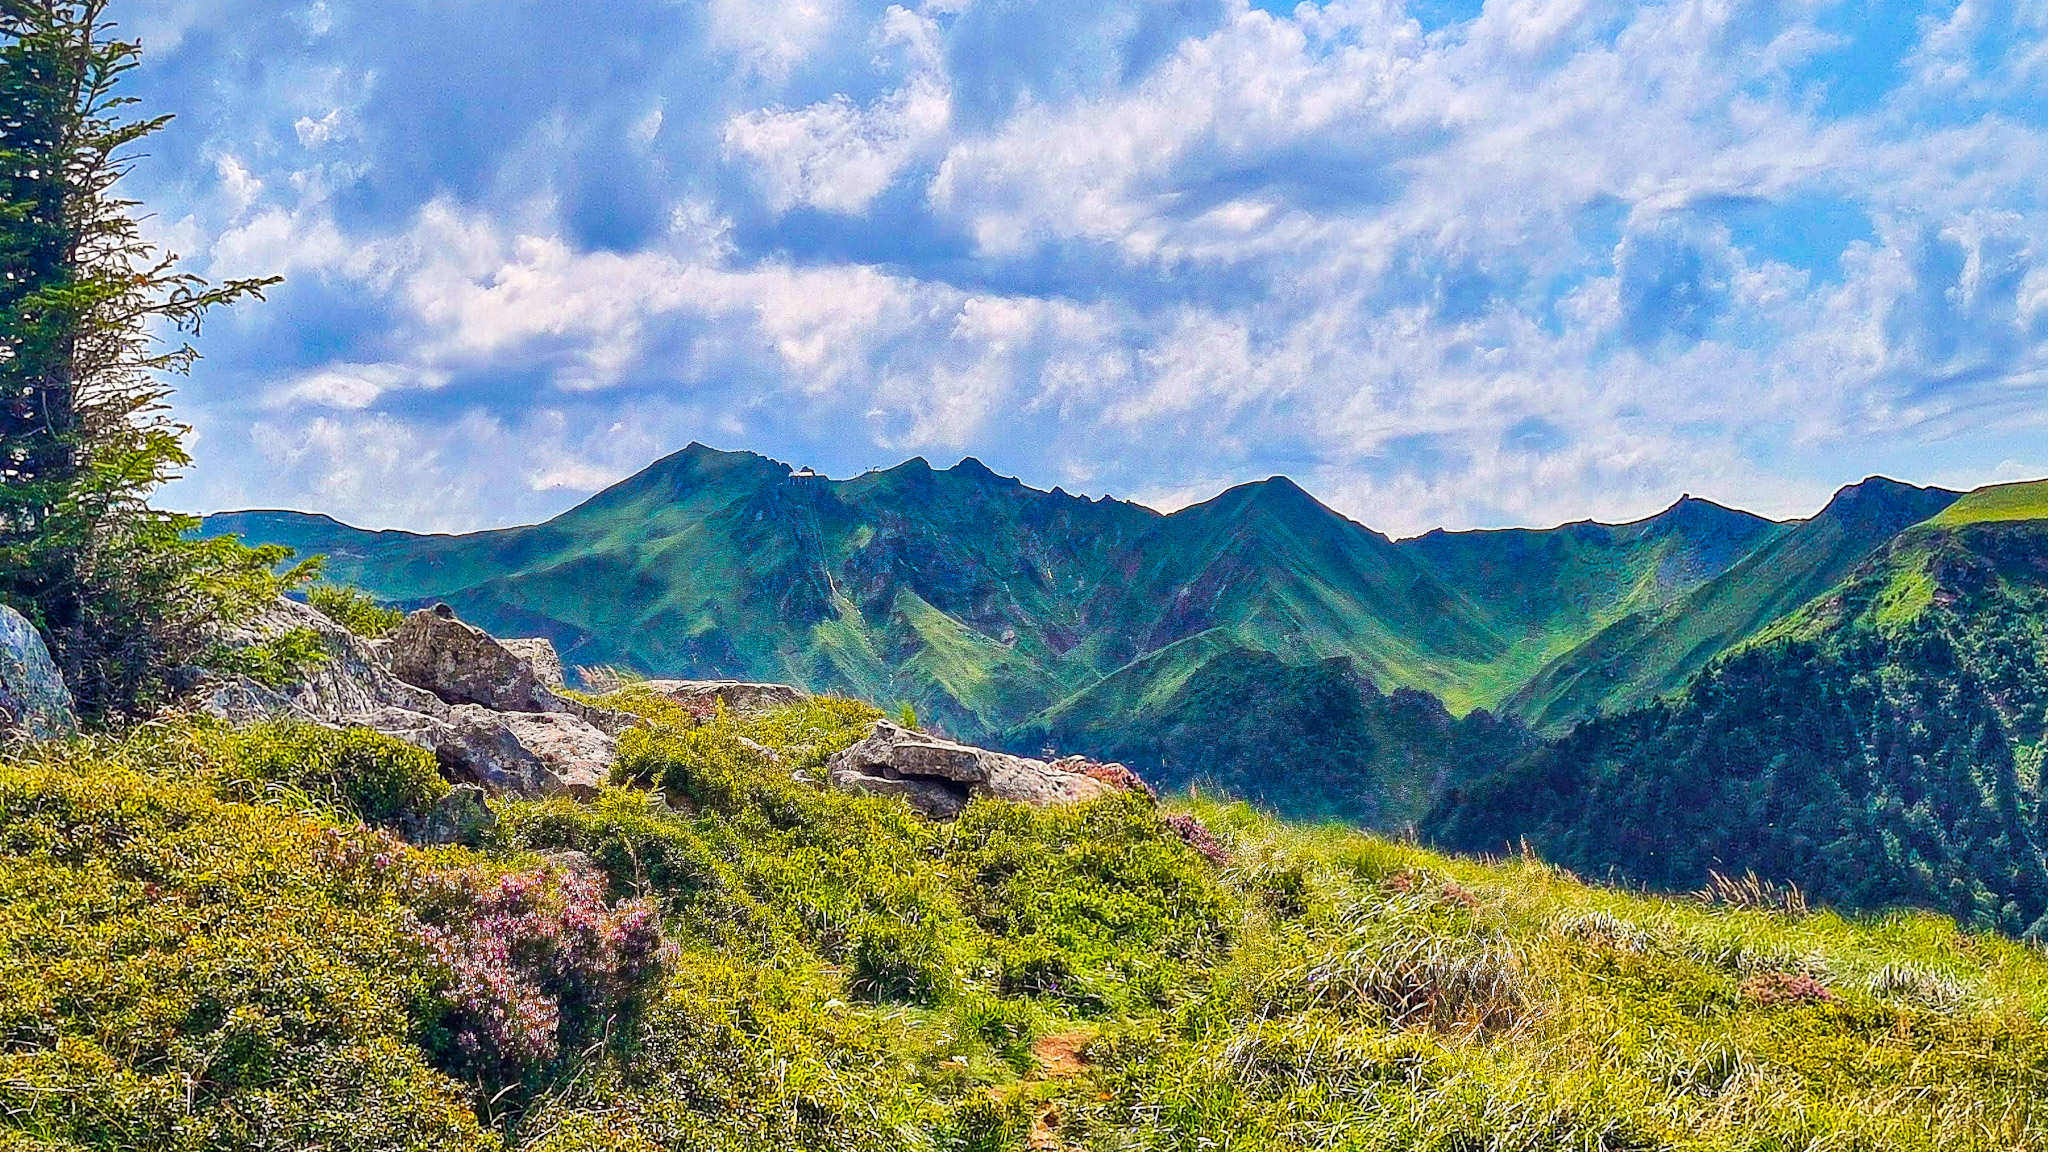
[1816, 475, 1961, 529]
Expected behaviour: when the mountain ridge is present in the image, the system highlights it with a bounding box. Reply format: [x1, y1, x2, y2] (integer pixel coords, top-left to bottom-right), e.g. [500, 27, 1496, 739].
[203, 445, 2040, 837]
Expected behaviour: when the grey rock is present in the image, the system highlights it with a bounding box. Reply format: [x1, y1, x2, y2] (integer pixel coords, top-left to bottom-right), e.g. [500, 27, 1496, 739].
[502, 638, 566, 690]
[828, 721, 1122, 819]
[185, 598, 631, 809]
[203, 597, 448, 725]
[404, 784, 497, 847]
[639, 679, 810, 715]
[0, 605, 74, 740]
[387, 607, 561, 713]
[434, 705, 615, 801]
[386, 607, 638, 736]
[842, 772, 971, 820]
[183, 672, 304, 726]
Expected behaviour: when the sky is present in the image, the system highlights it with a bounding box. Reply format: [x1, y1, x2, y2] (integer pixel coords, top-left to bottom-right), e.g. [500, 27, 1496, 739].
[125, 0, 2048, 537]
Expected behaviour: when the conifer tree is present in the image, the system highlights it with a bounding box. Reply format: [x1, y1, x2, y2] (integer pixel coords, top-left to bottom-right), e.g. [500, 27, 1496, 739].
[1, 0, 282, 718]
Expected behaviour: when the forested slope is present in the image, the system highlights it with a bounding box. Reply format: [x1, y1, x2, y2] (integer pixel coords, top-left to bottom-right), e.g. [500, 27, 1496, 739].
[1428, 498, 2048, 934]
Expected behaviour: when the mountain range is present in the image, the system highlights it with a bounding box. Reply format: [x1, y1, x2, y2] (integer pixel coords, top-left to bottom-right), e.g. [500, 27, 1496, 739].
[204, 445, 2037, 833]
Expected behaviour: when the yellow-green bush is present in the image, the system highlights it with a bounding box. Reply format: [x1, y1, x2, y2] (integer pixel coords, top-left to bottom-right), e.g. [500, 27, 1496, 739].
[307, 584, 405, 639]
[0, 755, 490, 1151]
[207, 721, 450, 824]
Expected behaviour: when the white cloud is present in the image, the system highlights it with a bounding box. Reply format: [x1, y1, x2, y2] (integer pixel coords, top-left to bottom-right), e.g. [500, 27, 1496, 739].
[267, 362, 449, 410]
[134, 0, 2048, 536]
[708, 0, 846, 80]
[725, 73, 951, 214]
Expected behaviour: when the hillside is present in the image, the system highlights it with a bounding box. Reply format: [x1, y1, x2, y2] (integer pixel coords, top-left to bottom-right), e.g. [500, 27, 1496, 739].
[1398, 494, 1784, 708]
[1016, 638, 1535, 830]
[1426, 497, 2048, 934]
[9, 701, 2048, 1151]
[1506, 477, 1961, 731]
[204, 447, 1816, 825]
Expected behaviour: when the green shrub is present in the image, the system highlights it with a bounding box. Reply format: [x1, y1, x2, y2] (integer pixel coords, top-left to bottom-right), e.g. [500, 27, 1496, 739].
[308, 584, 404, 639]
[203, 626, 331, 688]
[848, 912, 956, 1004]
[209, 722, 449, 824]
[0, 755, 491, 1150]
[492, 789, 727, 910]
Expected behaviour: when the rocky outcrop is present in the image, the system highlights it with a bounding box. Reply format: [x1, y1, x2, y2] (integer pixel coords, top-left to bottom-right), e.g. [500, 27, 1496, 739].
[388, 606, 563, 714]
[184, 601, 626, 804]
[0, 605, 74, 740]
[502, 638, 566, 690]
[639, 679, 810, 715]
[386, 607, 635, 735]
[828, 721, 1144, 819]
[206, 597, 449, 725]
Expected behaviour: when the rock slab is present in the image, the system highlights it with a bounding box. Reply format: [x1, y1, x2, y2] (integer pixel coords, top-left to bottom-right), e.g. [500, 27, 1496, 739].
[434, 706, 615, 801]
[501, 638, 566, 690]
[0, 606, 74, 740]
[387, 608, 636, 736]
[639, 679, 810, 715]
[829, 721, 1133, 819]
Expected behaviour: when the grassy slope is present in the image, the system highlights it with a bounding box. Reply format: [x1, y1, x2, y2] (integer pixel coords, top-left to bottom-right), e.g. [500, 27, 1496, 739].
[1016, 637, 1535, 830]
[1927, 478, 2048, 526]
[1079, 478, 1511, 714]
[1398, 496, 1784, 709]
[9, 711, 2048, 1151]
[1506, 477, 1961, 732]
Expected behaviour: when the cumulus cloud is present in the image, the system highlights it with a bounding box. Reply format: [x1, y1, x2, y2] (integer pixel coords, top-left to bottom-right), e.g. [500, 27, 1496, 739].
[126, 0, 2048, 535]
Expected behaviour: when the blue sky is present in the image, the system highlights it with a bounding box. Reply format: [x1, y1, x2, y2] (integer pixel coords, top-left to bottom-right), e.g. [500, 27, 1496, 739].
[127, 0, 2048, 536]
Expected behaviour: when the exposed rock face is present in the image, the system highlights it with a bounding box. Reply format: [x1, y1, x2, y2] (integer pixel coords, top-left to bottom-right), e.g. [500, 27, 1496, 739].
[434, 706, 615, 801]
[0, 606, 74, 740]
[640, 679, 810, 715]
[502, 638, 566, 690]
[388, 606, 563, 713]
[828, 721, 1140, 819]
[387, 607, 636, 735]
[186, 601, 628, 805]
[207, 598, 449, 725]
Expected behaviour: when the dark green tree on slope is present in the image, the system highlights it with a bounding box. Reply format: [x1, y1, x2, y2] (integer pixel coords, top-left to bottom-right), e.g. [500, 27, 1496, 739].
[0, 0, 282, 719]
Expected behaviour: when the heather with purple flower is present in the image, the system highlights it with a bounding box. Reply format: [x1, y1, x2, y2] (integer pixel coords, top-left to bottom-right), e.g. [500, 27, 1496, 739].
[411, 863, 674, 1089]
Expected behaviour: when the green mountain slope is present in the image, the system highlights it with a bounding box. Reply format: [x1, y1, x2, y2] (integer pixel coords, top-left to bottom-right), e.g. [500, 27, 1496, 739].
[212, 446, 1162, 738]
[1426, 490, 2048, 933]
[1505, 477, 1961, 731]
[1397, 495, 1784, 708]
[208, 448, 1801, 826]
[1015, 633, 1534, 829]
[1926, 478, 2048, 525]
[1080, 478, 1510, 713]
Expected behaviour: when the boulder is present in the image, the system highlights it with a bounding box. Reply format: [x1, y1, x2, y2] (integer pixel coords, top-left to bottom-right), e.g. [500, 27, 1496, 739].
[433, 705, 615, 801]
[186, 599, 630, 809]
[639, 679, 810, 715]
[386, 607, 638, 736]
[502, 638, 566, 690]
[387, 606, 562, 713]
[828, 721, 1137, 819]
[0, 605, 74, 740]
